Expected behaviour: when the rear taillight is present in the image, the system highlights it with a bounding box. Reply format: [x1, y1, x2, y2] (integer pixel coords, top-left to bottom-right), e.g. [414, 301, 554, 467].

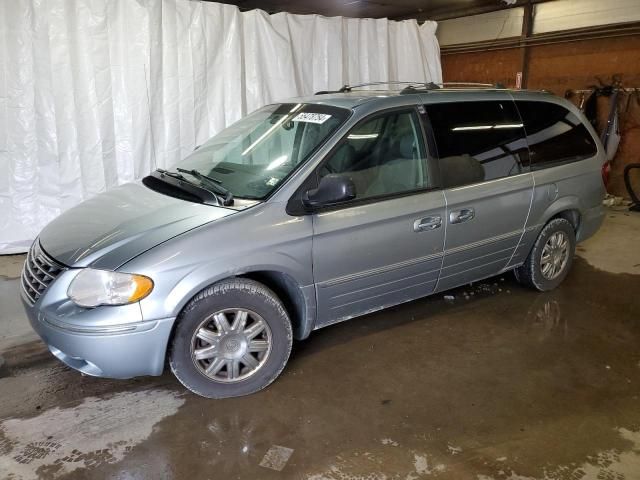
[602, 161, 611, 189]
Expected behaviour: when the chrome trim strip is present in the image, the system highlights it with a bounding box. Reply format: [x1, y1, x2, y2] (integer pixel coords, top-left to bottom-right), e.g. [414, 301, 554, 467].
[331, 278, 438, 310]
[441, 245, 515, 271]
[35, 253, 58, 269]
[330, 266, 441, 300]
[41, 315, 152, 335]
[35, 244, 65, 271]
[20, 241, 66, 305]
[20, 275, 37, 304]
[319, 251, 444, 288]
[443, 229, 522, 256]
[320, 230, 526, 291]
[445, 170, 532, 190]
[32, 259, 57, 280]
[438, 255, 514, 281]
[25, 259, 48, 288]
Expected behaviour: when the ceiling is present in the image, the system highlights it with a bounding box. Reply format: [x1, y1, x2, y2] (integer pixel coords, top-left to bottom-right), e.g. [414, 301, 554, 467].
[211, 0, 528, 21]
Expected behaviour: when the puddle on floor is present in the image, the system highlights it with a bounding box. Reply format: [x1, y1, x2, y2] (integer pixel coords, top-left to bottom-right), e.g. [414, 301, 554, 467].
[0, 389, 185, 480]
[0, 259, 639, 479]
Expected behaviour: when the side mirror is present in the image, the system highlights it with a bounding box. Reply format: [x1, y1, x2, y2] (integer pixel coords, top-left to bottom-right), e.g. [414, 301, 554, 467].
[302, 174, 356, 210]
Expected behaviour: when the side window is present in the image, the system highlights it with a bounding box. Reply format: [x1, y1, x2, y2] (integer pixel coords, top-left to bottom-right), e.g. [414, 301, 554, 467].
[425, 101, 530, 188]
[516, 101, 598, 169]
[321, 110, 429, 200]
[297, 119, 342, 164]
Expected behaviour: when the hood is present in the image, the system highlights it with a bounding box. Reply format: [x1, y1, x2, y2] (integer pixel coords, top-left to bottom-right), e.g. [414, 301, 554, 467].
[39, 182, 236, 269]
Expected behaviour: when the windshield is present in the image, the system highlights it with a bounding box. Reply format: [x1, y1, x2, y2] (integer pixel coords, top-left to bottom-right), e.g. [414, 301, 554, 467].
[172, 103, 349, 200]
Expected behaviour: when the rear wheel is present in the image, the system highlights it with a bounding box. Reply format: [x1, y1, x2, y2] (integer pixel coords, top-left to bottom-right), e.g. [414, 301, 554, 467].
[169, 278, 292, 398]
[514, 218, 576, 291]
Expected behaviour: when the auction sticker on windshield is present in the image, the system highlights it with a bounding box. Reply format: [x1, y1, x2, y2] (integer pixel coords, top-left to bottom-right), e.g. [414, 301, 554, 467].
[293, 112, 332, 124]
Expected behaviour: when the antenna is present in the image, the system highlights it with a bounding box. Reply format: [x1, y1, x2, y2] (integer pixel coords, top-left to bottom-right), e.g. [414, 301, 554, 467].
[143, 63, 158, 172]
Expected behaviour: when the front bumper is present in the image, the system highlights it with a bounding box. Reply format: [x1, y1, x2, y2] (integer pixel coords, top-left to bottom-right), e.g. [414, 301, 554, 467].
[22, 294, 175, 379]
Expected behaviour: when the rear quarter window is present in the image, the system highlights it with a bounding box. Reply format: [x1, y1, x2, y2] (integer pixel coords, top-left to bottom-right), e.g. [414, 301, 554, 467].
[515, 100, 598, 169]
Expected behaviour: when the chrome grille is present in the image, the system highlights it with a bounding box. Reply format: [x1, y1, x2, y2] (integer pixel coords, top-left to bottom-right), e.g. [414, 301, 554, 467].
[21, 242, 66, 305]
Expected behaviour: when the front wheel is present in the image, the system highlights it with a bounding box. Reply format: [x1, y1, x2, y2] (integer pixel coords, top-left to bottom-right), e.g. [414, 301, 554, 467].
[169, 278, 292, 398]
[514, 218, 576, 291]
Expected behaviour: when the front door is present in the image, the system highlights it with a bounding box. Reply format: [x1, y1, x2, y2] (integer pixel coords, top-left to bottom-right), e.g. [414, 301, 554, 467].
[310, 107, 446, 327]
[423, 97, 534, 291]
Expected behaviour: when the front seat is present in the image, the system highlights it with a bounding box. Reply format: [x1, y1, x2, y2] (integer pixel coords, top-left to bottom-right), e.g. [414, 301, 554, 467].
[324, 143, 356, 174]
[365, 136, 423, 196]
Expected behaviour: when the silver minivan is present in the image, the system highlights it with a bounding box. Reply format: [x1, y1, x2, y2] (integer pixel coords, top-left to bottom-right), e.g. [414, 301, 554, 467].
[21, 85, 606, 398]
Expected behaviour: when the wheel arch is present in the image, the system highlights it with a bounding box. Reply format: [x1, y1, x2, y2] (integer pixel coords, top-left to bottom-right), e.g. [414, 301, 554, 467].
[516, 197, 582, 269]
[239, 270, 316, 341]
[550, 209, 581, 232]
[169, 268, 316, 343]
[539, 196, 582, 233]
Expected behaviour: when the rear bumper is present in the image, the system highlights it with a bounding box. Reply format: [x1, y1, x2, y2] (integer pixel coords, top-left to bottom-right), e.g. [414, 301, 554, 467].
[22, 296, 175, 379]
[577, 204, 605, 242]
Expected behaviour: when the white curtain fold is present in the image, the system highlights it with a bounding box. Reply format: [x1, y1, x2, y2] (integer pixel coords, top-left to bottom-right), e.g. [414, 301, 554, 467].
[0, 0, 441, 254]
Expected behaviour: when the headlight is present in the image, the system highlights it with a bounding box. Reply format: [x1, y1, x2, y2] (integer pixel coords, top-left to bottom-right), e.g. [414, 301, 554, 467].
[68, 269, 154, 307]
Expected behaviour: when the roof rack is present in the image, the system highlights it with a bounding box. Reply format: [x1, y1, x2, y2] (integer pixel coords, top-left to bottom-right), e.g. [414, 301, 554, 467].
[443, 82, 507, 88]
[314, 81, 507, 95]
[315, 81, 428, 95]
[399, 82, 507, 94]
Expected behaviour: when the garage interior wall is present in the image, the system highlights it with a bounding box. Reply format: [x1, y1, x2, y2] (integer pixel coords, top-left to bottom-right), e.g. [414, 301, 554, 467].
[438, 0, 640, 199]
[0, 0, 442, 254]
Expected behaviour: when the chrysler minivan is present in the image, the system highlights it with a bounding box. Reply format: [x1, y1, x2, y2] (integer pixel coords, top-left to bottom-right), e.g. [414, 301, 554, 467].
[21, 84, 605, 398]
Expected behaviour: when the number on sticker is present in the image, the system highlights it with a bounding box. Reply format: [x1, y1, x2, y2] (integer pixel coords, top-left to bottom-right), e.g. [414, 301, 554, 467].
[293, 112, 332, 124]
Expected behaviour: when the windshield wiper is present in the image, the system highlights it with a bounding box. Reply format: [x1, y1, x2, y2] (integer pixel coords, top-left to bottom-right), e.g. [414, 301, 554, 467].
[150, 169, 220, 206]
[157, 168, 188, 182]
[176, 168, 234, 206]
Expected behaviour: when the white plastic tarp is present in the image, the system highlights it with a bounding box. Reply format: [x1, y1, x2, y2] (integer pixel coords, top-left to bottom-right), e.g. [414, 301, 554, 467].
[0, 0, 441, 254]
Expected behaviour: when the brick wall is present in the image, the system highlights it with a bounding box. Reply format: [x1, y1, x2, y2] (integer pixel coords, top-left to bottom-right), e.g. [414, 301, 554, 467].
[441, 35, 640, 198]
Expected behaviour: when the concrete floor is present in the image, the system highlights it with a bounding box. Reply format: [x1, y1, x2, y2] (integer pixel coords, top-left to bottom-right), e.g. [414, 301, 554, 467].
[1, 209, 639, 480]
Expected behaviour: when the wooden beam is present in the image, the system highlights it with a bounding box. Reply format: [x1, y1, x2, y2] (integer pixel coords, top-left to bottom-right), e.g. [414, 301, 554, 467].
[394, 0, 552, 22]
[519, 1, 534, 88]
[440, 22, 640, 55]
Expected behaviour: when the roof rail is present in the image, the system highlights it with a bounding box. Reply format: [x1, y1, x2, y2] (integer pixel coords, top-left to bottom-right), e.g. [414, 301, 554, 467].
[314, 85, 351, 95]
[315, 81, 507, 95]
[441, 82, 498, 88]
[314, 81, 438, 95]
[400, 82, 507, 94]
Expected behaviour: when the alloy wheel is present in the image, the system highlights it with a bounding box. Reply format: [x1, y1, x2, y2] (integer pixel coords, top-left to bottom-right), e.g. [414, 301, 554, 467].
[540, 231, 570, 280]
[190, 309, 272, 383]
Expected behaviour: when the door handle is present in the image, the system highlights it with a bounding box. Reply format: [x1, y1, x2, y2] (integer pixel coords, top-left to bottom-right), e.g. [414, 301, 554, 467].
[449, 208, 475, 224]
[414, 215, 442, 232]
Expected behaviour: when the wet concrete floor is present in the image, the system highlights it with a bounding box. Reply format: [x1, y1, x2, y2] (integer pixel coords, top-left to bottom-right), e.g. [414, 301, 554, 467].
[1, 211, 639, 479]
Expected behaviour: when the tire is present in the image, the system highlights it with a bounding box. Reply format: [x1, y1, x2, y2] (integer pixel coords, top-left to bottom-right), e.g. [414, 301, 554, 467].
[169, 278, 292, 398]
[514, 218, 576, 292]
